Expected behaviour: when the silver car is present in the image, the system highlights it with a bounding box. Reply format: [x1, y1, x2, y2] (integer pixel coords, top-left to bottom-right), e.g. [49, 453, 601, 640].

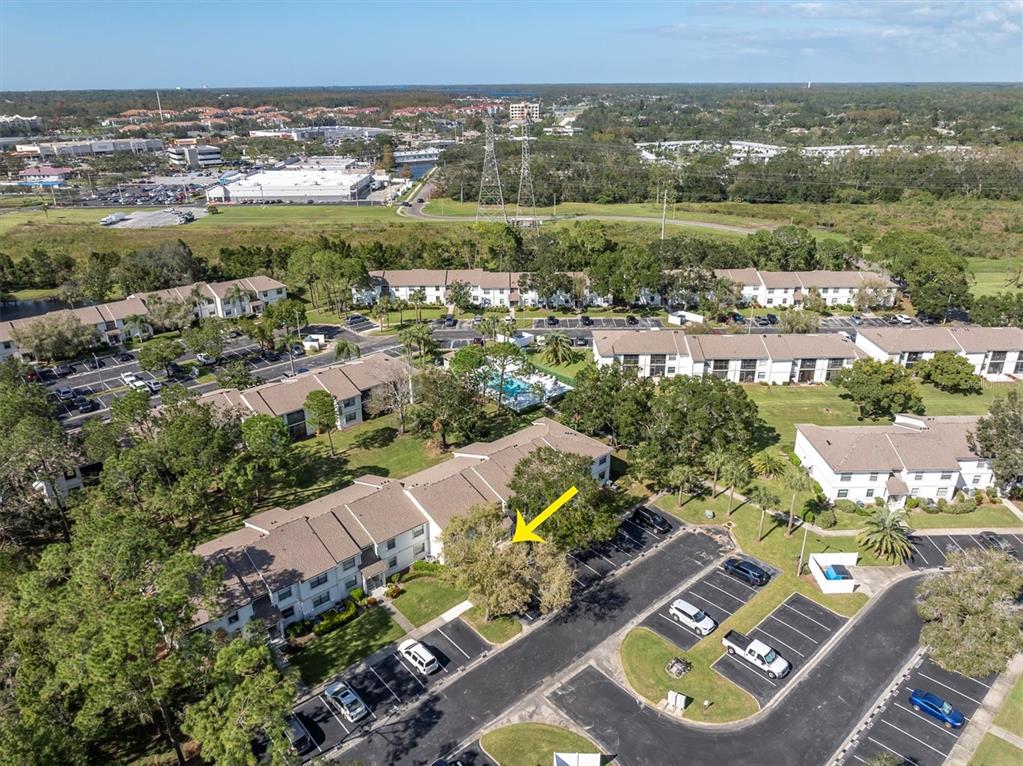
[325, 680, 369, 722]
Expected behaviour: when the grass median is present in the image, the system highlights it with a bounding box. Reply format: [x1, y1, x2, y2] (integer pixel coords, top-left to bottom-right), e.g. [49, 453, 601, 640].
[480, 723, 602, 766]
[993, 673, 1023, 737]
[463, 605, 523, 644]
[968, 733, 1023, 766]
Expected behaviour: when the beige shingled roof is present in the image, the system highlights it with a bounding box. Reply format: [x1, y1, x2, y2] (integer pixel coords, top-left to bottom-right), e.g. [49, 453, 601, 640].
[380, 269, 448, 287]
[862, 326, 1023, 355]
[592, 329, 689, 358]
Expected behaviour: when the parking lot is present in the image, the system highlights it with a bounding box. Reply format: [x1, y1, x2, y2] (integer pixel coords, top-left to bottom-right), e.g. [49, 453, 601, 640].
[841, 656, 993, 766]
[292, 617, 490, 758]
[908, 531, 1023, 570]
[530, 316, 662, 330]
[712, 592, 847, 706]
[639, 556, 772, 650]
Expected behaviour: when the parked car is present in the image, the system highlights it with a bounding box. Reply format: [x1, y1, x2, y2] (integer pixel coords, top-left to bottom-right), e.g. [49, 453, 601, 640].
[850, 314, 863, 325]
[54, 364, 75, 377]
[470, 336, 485, 346]
[722, 630, 791, 679]
[765, 313, 779, 325]
[120, 371, 140, 386]
[325, 681, 369, 723]
[117, 350, 134, 362]
[195, 352, 216, 366]
[754, 316, 770, 327]
[83, 357, 104, 370]
[669, 598, 717, 636]
[398, 639, 439, 675]
[896, 314, 914, 325]
[979, 531, 1018, 557]
[443, 315, 457, 328]
[347, 314, 364, 326]
[285, 715, 315, 755]
[626, 315, 639, 326]
[73, 396, 99, 412]
[290, 344, 306, 357]
[55, 386, 75, 402]
[546, 316, 559, 327]
[631, 505, 671, 534]
[886, 315, 902, 325]
[730, 312, 745, 323]
[909, 689, 964, 729]
[416, 197, 425, 203]
[261, 349, 281, 362]
[472, 315, 483, 325]
[580, 315, 594, 326]
[573, 336, 589, 347]
[722, 557, 770, 587]
[145, 379, 162, 394]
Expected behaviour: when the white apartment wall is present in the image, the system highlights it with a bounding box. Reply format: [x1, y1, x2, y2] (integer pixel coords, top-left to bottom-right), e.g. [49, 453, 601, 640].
[389, 285, 446, 304]
[205, 602, 257, 636]
[855, 335, 1021, 382]
[375, 524, 430, 579]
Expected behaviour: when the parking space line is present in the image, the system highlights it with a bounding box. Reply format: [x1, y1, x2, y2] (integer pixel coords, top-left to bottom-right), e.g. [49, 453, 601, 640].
[656, 613, 689, 633]
[617, 527, 645, 545]
[438, 628, 471, 660]
[369, 666, 401, 702]
[568, 554, 601, 576]
[294, 715, 322, 753]
[710, 572, 758, 594]
[754, 627, 805, 658]
[623, 518, 659, 539]
[586, 548, 616, 566]
[913, 543, 931, 565]
[702, 580, 749, 604]
[320, 694, 351, 734]
[766, 614, 818, 644]
[946, 535, 966, 553]
[878, 719, 950, 757]
[719, 655, 777, 686]
[607, 539, 634, 557]
[916, 672, 983, 704]
[925, 535, 946, 560]
[893, 702, 960, 737]
[782, 602, 833, 631]
[686, 589, 732, 616]
[392, 654, 428, 688]
[866, 736, 913, 765]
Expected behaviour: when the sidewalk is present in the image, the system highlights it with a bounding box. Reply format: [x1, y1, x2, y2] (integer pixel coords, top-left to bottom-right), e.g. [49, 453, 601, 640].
[947, 653, 1023, 765]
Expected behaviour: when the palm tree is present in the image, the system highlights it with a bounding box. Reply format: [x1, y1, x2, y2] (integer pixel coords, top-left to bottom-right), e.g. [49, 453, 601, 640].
[857, 507, 915, 563]
[541, 332, 576, 366]
[394, 298, 408, 328]
[721, 455, 754, 517]
[246, 318, 276, 351]
[704, 448, 729, 496]
[751, 450, 787, 480]
[373, 297, 391, 329]
[409, 287, 427, 323]
[478, 316, 501, 344]
[398, 323, 435, 363]
[668, 462, 703, 506]
[123, 313, 150, 341]
[334, 339, 361, 362]
[782, 464, 816, 537]
[746, 485, 780, 542]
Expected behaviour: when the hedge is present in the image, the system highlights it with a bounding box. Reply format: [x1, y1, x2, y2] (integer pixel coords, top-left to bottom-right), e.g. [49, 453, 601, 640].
[285, 619, 313, 639]
[312, 599, 357, 636]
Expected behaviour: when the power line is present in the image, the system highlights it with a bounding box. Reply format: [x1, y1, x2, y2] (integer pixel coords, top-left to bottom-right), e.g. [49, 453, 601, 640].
[475, 112, 507, 224]
[515, 118, 538, 230]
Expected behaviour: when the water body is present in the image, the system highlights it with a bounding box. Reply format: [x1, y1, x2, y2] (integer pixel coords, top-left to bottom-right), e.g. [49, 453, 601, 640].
[0, 298, 69, 321]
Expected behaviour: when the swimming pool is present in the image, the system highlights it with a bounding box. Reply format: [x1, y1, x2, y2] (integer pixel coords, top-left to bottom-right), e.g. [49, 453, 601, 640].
[488, 374, 530, 397]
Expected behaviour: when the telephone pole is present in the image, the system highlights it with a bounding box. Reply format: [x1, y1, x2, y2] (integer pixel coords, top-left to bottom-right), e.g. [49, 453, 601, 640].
[515, 118, 538, 230]
[476, 112, 508, 224]
[660, 189, 668, 240]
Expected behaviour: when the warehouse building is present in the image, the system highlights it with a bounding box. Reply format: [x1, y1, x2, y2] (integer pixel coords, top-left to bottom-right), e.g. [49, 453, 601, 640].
[16, 138, 164, 157]
[206, 168, 373, 204]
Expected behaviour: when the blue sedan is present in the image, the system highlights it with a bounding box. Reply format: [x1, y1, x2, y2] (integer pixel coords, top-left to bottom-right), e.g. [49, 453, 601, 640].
[909, 689, 965, 729]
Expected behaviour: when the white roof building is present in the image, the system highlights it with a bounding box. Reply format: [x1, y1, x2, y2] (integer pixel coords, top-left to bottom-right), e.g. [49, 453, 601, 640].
[207, 169, 374, 203]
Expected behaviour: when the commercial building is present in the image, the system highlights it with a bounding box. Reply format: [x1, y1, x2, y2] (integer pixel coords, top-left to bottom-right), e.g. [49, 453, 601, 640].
[206, 169, 373, 204]
[509, 102, 541, 121]
[713, 269, 897, 309]
[591, 329, 861, 384]
[855, 326, 1023, 382]
[166, 144, 222, 169]
[18, 165, 73, 184]
[16, 138, 164, 157]
[795, 415, 994, 509]
[193, 417, 611, 636]
[249, 125, 391, 141]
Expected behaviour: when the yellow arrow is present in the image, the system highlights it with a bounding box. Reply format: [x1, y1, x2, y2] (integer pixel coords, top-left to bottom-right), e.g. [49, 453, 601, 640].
[512, 486, 579, 543]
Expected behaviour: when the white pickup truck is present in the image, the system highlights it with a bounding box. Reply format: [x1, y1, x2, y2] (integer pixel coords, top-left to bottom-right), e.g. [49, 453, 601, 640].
[721, 630, 791, 679]
[120, 372, 150, 392]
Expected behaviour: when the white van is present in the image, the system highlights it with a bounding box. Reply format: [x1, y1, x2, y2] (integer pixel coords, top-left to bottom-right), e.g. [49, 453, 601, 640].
[668, 598, 717, 636]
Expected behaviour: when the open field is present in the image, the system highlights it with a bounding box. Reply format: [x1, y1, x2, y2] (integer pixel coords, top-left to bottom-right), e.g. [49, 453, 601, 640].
[969, 256, 1023, 297]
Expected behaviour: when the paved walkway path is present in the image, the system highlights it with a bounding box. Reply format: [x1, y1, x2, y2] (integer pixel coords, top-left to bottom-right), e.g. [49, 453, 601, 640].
[947, 653, 1023, 765]
[990, 724, 1023, 751]
[381, 600, 415, 633]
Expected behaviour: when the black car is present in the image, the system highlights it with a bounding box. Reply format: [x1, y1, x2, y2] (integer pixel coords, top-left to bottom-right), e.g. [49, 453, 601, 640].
[443, 315, 457, 328]
[54, 364, 75, 377]
[626, 315, 639, 326]
[262, 349, 281, 362]
[73, 396, 99, 413]
[979, 531, 1018, 557]
[546, 316, 559, 327]
[765, 313, 779, 325]
[117, 350, 134, 362]
[83, 358, 104, 370]
[580, 315, 594, 326]
[722, 557, 770, 587]
[754, 316, 770, 327]
[631, 505, 671, 534]
[573, 336, 589, 347]
[417, 197, 425, 203]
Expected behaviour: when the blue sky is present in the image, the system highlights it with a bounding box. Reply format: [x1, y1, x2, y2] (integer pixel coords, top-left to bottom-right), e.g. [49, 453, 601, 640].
[1, 1, 1020, 90]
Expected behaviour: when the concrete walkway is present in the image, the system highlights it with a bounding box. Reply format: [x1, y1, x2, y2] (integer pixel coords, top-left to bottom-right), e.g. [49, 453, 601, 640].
[947, 652, 1023, 765]
[381, 600, 415, 633]
[990, 725, 1023, 751]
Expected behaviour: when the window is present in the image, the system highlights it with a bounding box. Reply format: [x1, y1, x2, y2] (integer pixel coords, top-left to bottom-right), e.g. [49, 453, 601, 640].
[940, 472, 952, 480]
[911, 488, 920, 497]
[1015, 357, 1023, 375]
[649, 353, 667, 377]
[344, 412, 358, 424]
[913, 473, 923, 481]
[385, 538, 396, 551]
[598, 454, 609, 465]
[343, 397, 357, 408]
[837, 490, 849, 499]
[839, 474, 851, 482]
[281, 606, 295, 619]
[312, 592, 331, 608]
[387, 556, 398, 569]
[277, 586, 293, 602]
[413, 525, 425, 538]
[413, 542, 426, 556]
[622, 354, 639, 373]
[227, 613, 239, 624]
[866, 489, 875, 498]
[972, 475, 981, 485]
[711, 359, 729, 380]
[869, 473, 878, 482]
[342, 556, 356, 571]
[937, 488, 948, 497]
[739, 359, 757, 383]
[344, 577, 357, 590]
[309, 573, 328, 589]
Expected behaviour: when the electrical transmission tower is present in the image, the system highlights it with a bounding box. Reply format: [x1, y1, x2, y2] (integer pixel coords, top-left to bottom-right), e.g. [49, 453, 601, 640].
[476, 113, 507, 224]
[515, 118, 538, 230]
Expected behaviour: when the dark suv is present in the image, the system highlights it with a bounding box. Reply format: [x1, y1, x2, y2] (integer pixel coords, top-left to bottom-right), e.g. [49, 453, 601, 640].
[631, 506, 671, 534]
[722, 557, 770, 586]
[546, 316, 559, 327]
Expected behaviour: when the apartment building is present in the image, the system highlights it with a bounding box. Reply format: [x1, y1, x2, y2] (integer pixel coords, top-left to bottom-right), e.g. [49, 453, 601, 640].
[194, 417, 611, 636]
[509, 102, 541, 121]
[795, 414, 994, 509]
[855, 326, 1023, 382]
[197, 354, 406, 439]
[713, 269, 897, 308]
[591, 329, 861, 384]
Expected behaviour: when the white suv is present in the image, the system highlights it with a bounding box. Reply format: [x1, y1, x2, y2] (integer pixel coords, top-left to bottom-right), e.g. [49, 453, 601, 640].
[397, 639, 439, 675]
[668, 598, 717, 636]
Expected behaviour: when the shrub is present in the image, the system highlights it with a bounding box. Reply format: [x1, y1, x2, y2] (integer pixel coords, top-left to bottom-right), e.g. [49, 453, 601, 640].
[284, 619, 313, 639]
[388, 573, 403, 584]
[952, 491, 966, 504]
[365, 597, 379, 607]
[411, 560, 444, 575]
[385, 583, 404, 598]
[935, 498, 949, 513]
[312, 599, 357, 636]
[921, 500, 940, 514]
[949, 498, 977, 515]
[816, 509, 838, 529]
[349, 587, 365, 603]
[905, 497, 919, 509]
[987, 486, 999, 500]
[834, 499, 859, 514]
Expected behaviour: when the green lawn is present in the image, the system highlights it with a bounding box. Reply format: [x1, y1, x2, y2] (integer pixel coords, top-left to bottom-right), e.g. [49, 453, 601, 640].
[463, 605, 523, 644]
[968, 733, 1023, 766]
[266, 414, 447, 509]
[391, 576, 467, 628]
[968, 256, 1022, 298]
[196, 204, 403, 226]
[527, 351, 593, 385]
[291, 606, 406, 687]
[994, 673, 1023, 737]
[834, 502, 1023, 530]
[9, 287, 61, 300]
[480, 723, 602, 766]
